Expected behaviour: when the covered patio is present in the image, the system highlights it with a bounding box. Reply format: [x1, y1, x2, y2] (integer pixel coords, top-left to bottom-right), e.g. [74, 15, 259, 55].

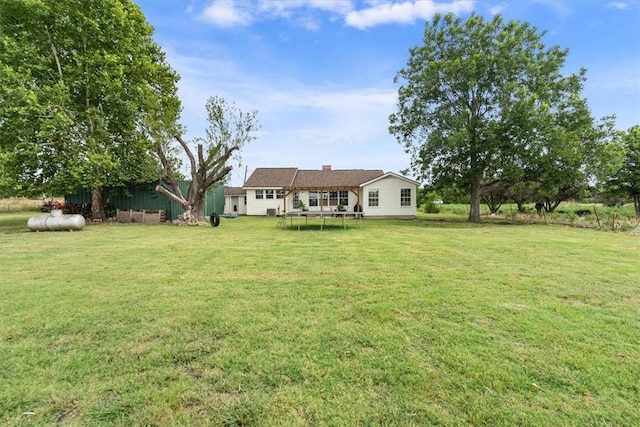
[278, 171, 370, 230]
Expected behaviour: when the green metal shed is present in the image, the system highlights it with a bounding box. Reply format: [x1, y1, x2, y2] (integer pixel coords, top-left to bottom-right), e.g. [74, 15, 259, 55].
[65, 180, 224, 221]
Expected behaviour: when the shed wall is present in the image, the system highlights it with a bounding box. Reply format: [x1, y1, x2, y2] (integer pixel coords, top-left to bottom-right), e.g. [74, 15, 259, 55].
[65, 181, 223, 220]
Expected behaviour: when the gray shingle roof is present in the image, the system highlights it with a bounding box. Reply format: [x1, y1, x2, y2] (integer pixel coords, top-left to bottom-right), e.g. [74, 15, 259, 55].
[223, 186, 246, 196]
[243, 168, 298, 187]
[243, 167, 384, 190]
[291, 169, 384, 189]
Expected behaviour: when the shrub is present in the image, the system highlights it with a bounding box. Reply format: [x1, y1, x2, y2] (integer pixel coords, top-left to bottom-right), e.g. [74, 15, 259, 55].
[423, 201, 441, 214]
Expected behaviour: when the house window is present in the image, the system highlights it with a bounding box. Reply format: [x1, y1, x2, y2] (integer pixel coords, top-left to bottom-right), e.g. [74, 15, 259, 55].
[255, 190, 263, 199]
[276, 189, 284, 199]
[321, 191, 329, 207]
[244, 196, 247, 205]
[339, 191, 349, 206]
[368, 189, 379, 207]
[401, 188, 412, 206]
[309, 191, 319, 207]
[329, 191, 338, 206]
[266, 189, 274, 199]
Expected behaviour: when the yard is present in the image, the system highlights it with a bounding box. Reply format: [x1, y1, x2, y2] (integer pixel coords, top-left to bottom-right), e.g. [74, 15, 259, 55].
[1, 211, 639, 425]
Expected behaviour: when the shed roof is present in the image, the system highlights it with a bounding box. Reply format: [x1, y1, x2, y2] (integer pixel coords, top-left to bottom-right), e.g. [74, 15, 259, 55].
[224, 186, 246, 196]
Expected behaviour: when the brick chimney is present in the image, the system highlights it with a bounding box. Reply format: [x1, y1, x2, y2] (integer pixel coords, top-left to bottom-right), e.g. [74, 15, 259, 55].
[322, 165, 332, 170]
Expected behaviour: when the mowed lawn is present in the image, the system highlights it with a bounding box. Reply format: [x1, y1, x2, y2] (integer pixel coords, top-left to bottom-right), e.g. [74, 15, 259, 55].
[1, 213, 638, 426]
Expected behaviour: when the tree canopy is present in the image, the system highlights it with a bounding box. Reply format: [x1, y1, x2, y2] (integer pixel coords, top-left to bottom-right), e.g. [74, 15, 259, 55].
[389, 13, 597, 222]
[0, 0, 181, 218]
[600, 126, 640, 216]
[620, 126, 640, 217]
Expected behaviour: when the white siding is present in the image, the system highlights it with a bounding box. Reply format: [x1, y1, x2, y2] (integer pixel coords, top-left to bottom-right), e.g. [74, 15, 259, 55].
[238, 195, 247, 215]
[244, 178, 416, 217]
[362, 176, 417, 218]
[224, 195, 247, 215]
[223, 196, 233, 215]
[245, 188, 285, 216]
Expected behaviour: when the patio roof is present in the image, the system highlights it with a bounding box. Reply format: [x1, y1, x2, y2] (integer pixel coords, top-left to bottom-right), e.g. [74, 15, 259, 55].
[287, 169, 384, 190]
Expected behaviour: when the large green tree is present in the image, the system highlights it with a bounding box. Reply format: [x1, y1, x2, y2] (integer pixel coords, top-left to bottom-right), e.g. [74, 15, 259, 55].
[620, 126, 640, 217]
[530, 112, 618, 212]
[0, 0, 180, 219]
[389, 13, 588, 222]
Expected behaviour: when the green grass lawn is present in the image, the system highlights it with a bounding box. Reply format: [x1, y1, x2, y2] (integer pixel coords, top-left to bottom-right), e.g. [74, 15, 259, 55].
[1, 212, 639, 426]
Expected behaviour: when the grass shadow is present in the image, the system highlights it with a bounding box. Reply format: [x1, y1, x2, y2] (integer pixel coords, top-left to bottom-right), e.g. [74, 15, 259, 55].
[385, 216, 541, 229]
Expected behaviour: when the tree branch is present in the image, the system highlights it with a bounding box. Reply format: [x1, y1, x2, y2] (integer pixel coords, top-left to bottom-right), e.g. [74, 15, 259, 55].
[155, 183, 189, 208]
[204, 165, 233, 189]
[203, 145, 239, 187]
[174, 134, 197, 183]
[155, 141, 184, 200]
[45, 26, 63, 83]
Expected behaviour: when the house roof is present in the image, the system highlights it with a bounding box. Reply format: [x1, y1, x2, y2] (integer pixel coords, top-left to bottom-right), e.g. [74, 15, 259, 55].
[291, 169, 384, 190]
[243, 167, 386, 190]
[243, 167, 298, 188]
[224, 186, 246, 196]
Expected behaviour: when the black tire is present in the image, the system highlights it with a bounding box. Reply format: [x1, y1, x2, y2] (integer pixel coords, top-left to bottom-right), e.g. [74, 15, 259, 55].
[210, 212, 220, 227]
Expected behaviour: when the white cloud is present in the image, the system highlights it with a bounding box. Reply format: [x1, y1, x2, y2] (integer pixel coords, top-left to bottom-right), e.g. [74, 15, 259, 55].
[607, 1, 630, 10]
[196, 0, 355, 30]
[296, 16, 321, 31]
[256, 0, 353, 29]
[258, 0, 354, 17]
[530, 0, 572, 17]
[345, 0, 474, 29]
[198, 1, 253, 27]
[196, 0, 472, 30]
[305, 0, 355, 14]
[488, 2, 507, 15]
[607, 1, 640, 10]
[164, 51, 407, 184]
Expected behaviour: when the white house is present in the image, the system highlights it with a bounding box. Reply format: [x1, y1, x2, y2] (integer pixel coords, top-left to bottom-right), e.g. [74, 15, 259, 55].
[238, 166, 419, 218]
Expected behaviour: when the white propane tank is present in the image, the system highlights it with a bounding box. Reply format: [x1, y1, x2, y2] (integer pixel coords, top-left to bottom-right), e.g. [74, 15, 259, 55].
[28, 209, 86, 232]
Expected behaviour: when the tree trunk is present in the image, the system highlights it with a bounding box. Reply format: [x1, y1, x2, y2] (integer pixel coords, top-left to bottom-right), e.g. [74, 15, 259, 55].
[543, 199, 562, 213]
[482, 193, 502, 215]
[468, 177, 482, 222]
[634, 194, 640, 219]
[191, 188, 206, 222]
[155, 184, 209, 223]
[91, 187, 105, 221]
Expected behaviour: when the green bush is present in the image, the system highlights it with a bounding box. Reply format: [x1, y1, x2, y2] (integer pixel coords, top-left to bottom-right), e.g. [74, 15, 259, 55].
[422, 202, 440, 213]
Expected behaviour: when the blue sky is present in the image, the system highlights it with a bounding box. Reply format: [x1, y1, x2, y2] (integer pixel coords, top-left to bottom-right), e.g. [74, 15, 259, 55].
[134, 0, 640, 186]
